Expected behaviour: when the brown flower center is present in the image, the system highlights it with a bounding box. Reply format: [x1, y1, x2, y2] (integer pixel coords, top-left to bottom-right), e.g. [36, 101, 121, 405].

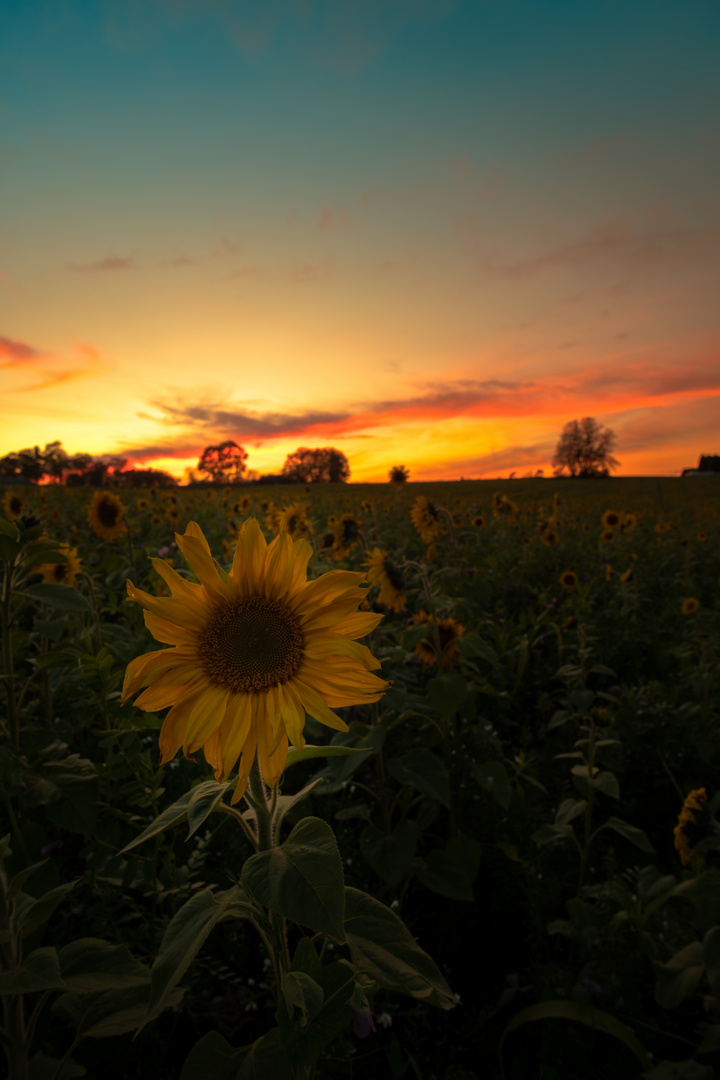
[198, 596, 305, 693]
[98, 498, 120, 526]
[53, 563, 69, 583]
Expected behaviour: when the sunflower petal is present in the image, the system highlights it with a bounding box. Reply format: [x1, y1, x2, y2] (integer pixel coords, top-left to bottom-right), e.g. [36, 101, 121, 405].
[174, 523, 226, 601]
[264, 530, 295, 600]
[293, 678, 350, 732]
[278, 681, 306, 749]
[182, 684, 230, 755]
[232, 518, 267, 595]
[208, 692, 253, 781]
[144, 611, 196, 646]
[289, 538, 312, 594]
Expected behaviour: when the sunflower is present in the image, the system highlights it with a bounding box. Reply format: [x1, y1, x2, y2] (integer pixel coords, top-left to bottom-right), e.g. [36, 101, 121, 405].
[151, 513, 163, 526]
[674, 788, 709, 866]
[697, 531, 708, 543]
[275, 502, 314, 541]
[559, 570, 578, 589]
[682, 597, 700, 615]
[601, 510, 623, 530]
[166, 508, 182, 528]
[137, 498, 150, 511]
[620, 568, 633, 583]
[540, 528, 559, 547]
[122, 520, 388, 802]
[621, 513, 638, 532]
[410, 609, 465, 668]
[36, 544, 83, 586]
[88, 491, 126, 541]
[362, 548, 406, 612]
[471, 514, 486, 530]
[332, 513, 362, 560]
[600, 529, 615, 543]
[361, 500, 373, 515]
[492, 493, 518, 518]
[605, 564, 614, 582]
[411, 495, 440, 542]
[3, 490, 26, 521]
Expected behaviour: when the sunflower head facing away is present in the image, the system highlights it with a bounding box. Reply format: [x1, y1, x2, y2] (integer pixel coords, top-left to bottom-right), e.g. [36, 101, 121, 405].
[363, 548, 406, 613]
[410, 495, 440, 542]
[88, 491, 126, 541]
[122, 520, 388, 802]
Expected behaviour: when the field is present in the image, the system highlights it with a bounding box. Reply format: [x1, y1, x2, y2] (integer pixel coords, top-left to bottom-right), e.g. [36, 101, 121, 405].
[1, 476, 720, 1080]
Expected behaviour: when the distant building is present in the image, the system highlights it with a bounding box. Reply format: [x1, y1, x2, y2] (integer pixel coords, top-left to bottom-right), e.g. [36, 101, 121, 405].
[682, 454, 720, 477]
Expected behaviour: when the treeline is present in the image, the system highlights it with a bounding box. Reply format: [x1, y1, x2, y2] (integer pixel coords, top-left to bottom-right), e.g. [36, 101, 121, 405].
[0, 440, 352, 487]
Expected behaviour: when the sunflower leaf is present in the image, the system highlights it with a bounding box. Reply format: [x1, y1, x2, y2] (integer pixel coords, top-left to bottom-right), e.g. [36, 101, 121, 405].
[284, 745, 371, 768]
[21, 584, 91, 612]
[242, 818, 346, 941]
[343, 886, 456, 1010]
[142, 886, 242, 1031]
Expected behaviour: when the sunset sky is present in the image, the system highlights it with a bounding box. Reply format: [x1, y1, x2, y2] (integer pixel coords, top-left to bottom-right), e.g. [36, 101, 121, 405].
[2, 0, 719, 482]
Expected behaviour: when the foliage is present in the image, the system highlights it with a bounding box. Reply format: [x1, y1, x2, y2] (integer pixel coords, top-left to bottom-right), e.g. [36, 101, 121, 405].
[552, 417, 620, 478]
[281, 448, 350, 484]
[1, 476, 720, 1079]
[196, 442, 249, 484]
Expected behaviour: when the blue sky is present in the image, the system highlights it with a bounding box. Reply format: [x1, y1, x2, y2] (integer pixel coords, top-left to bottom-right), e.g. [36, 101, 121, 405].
[1, 0, 719, 480]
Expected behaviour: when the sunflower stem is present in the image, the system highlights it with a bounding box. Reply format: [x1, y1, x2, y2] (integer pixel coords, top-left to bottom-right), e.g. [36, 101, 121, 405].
[248, 757, 274, 850]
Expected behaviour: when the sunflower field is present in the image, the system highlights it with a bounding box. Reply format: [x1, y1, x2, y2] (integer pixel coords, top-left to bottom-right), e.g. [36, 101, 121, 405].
[1, 476, 720, 1080]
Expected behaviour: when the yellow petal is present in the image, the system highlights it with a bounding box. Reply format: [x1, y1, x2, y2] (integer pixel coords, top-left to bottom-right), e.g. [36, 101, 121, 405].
[303, 634, 383, 670]
[174, 522, 226, 602]
[278, 681, 306, 749]
[210, 692, 253, 781]
[122, 648, 172, 703]
[231, 518, 267, 595]
[133, 679, 189, 712]
[292, 678, 350, 732]
[149, 558, 206, 610]
[288, 538, 312, 594]
[126, 579, 202, 630]
[264, 531, 295, 600]
[327, 610, 384, 639]
[144, 611, 197, 646]
[159, 691, 205, 764]
[182, 684, 231, 756]
[231, 722, 258, 804]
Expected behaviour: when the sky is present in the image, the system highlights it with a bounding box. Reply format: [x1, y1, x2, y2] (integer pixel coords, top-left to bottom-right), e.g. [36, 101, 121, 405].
[1, 0, 719, 483]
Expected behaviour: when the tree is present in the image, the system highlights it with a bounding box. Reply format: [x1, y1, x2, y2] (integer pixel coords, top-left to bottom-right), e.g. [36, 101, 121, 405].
[552, 418, 619, 478]
[281, 447, 350, 484]
[389, 465, 410, 485]
[197, 441, 248, 484]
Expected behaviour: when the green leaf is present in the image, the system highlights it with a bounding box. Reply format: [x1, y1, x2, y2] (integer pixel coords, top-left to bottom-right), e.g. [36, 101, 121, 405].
[498, 1000, 652, 1075]
[402, 622, 439, 649]
[179, 1032, 248, 1080]
[120, 786, 198, 853]
[343, 886, 456, 1010]
[53, 984, 184, 1039]
[473, 760, 513, 810]
[360, 821, 419, 887]
[427, 674, 467, 718]
[23, 584, 91, 611]
[237, 1029, 293, 1080]
[242, 818, 345, 940]
[457, 635, 500, 666]
[0, 947, 65, 995]
[416, 849, 474, 902]
[601, 817, 656, 853]
[273, 778, 324, 837]
[12, 880, 79, 938]
[6, 858, 49, 900]
[653, 941, 704, 1009]
[27, 1051, 86, 1080]
[0, 535, 22, 561]
[285, 744, 373, 768]
[555, 799, 587, 826]
[279, 962, 356, 1067]
[58, 938, 150, 993]
[531, 823, 576, 847]
[29, 755, 99, 835]
[186, 780, 233, 838]
[291, 938, 322, 981]
[444, 833, 482, 884]
[33, 651, 78, 671]
[592, 770, 620, 799]
[386, 749, 450, 807]
[281, 970, 324, 1024]
[143, 886, 241, 1030]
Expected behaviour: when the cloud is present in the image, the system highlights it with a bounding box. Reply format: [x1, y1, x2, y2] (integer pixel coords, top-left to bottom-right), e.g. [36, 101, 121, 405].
[1, 335, 108, 392]
[316, 205, 353, 232]
[0, 336, 44, 362]
[479, 217, 720, 280]
[69, 255, 137, 273]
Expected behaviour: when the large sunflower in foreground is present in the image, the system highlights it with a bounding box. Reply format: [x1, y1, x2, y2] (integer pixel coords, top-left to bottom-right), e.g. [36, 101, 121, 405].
[122, 520, 388, 802]
[88, 491, 126, 541]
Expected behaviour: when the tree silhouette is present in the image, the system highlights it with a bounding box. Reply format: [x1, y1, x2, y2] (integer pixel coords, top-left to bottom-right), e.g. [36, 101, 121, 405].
[281, 447, 350, 483]
[197, 441, 248, 483]
[389, 465, 410, 485]
[552, 418, 619, 478]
